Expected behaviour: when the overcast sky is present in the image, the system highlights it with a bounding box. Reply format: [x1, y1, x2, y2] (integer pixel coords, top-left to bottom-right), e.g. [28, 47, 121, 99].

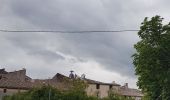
[0, 0, 170, 88]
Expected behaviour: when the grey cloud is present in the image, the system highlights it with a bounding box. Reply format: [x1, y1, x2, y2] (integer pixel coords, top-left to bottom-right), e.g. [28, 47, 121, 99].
[3, 33, 66, 63]
[0, 0, 141, 78]
[1, 0, 170, 80]
[27, 50, 65, 62]
[9, 0, 111, 30]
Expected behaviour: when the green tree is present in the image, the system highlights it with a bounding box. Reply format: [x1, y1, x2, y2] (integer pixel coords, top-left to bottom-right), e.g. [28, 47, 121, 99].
[3, 86, 62, 100]
[2, 79, 89, 100]
[106, 91, 134, 100]
[3, 85, 136, 100]
[133, 15, 170, 100]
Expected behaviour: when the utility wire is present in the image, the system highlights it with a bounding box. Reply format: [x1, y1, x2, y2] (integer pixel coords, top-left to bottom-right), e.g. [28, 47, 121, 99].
[0, 29, 139, 33]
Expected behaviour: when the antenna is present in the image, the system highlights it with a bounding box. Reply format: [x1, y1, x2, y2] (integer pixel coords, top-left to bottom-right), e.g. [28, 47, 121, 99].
[81, 74, 86, 79]
[69, 70, 75, 79]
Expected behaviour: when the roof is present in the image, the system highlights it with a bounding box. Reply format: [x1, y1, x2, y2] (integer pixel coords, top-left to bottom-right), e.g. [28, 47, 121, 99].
[0, 69, 32, 89]
[52, 73, 69, 81]
[0, 71, 70, 90]
[118, 87, 143, 97]
[0, 68, 121, 88]
[0, 69, 143, 97]
[0, 69, 7, 74]
[85, 78, 120, 86]
[0, 69, 121, 90]
[0, 78, 32, 89]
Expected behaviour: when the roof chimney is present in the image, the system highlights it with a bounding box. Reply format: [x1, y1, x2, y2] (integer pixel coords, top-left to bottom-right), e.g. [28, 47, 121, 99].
[112, 81, 115, 84]
[81, 74, 86, 79]
[0, 68, 7, 74]
[124, 83, 128, 89]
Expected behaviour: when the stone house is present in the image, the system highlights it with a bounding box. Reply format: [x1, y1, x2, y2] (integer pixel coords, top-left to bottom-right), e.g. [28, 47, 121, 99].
[0, 69, 70, 99]
[0, 68, 30, 100]
[85, 78, 120, 98]
[118, 83, 143, 100]
[0, 69, 143, 100]
[84, 79, 143, 100]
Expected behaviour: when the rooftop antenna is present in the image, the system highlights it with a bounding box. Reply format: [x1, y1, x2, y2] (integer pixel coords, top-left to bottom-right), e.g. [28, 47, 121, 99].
[69, 70, 75, 79]
[81, 74, 86, 79]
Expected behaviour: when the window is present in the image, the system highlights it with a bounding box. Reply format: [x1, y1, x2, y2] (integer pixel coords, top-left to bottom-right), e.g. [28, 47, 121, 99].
[3, 89, 7, 93]
[109, 85, 113, 89]
[0, 76, 2, 80]
[96, 84, 100, 89]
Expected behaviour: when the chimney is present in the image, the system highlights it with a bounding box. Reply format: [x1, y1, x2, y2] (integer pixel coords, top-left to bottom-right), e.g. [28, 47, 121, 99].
[0, 68, 5, 71]
[81, 74, 86, 79]
[124, 83, 128, 89]
[0, 68, 7, 74]
[20, 68, 26, 75]
[112, 81, 115, 84]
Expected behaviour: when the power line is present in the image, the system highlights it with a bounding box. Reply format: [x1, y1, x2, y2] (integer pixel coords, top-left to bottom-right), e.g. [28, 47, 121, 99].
[0, 29, 139, 33]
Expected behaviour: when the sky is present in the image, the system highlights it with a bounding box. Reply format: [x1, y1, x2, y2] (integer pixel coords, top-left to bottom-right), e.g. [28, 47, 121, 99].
[0, 0, 170, 88]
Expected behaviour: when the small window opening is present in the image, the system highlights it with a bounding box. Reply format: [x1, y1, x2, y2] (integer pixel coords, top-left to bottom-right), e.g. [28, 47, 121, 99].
[109, 85, 113, 89]
[3, 89, 7, 93]
[96, 84, 100, 89]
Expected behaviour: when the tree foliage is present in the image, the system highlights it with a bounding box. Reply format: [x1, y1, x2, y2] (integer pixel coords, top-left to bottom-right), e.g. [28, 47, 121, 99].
[2, 85, 135, 100]
[106, 91, 134, 100]
[133, 15, 170, 100]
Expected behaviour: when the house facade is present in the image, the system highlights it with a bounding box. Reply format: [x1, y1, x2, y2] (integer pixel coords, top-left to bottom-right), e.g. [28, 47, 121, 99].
[0, 68, 70, 99]
[85, 79, 143, 100]
[85, 79, 120, 98]
[0, 69, 143, 100]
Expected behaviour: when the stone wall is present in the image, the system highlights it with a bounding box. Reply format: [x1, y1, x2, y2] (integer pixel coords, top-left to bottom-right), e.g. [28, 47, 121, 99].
[0, 88, 27, 100]
[86, 84, 120, 98]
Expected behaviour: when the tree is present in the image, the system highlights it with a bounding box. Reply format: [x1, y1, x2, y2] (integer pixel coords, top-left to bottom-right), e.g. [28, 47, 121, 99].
[2, 79, 89, 100]
[2, 83, 136, 100]
[106, 90, 134, 100]
[3, 86, 62, 100]
[133, 15, 170, 100]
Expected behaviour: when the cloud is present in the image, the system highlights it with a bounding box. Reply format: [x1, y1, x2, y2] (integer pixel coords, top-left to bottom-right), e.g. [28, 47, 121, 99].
[1, 0, 170, 88]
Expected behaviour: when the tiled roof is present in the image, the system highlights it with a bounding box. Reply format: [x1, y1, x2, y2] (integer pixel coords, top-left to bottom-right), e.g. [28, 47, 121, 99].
[0, 69, 143, 97]
[0, 69, 32, 89]
[85, 78, 120, 86]
[52, 73, 69, 82]
[34, 79, 70, 90]
[0, 69, 7, 74]
[0, 78, 32, 89]
[0, 69, 121, 89]
[0, 71, 70, 90]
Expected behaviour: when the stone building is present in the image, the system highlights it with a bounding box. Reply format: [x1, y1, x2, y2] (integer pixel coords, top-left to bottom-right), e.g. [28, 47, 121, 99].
[0, 69, 143, 100]
[85, 79, 120, 98]
[0, 69, 70, 99]
[0, 68, 30, 100]
[118, 83, 143, 100]
[84, 79, 143, 99]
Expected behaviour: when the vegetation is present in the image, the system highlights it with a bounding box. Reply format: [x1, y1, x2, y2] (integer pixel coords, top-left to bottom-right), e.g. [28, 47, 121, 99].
[2, 86, 134, 100]
[133, 15, 170, 100]
[106, 91, 134, 100]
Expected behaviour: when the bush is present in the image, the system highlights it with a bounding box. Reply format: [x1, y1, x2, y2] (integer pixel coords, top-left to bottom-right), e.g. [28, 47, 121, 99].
[2, 86, 90, 100]
[2, 86, 135, 100]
